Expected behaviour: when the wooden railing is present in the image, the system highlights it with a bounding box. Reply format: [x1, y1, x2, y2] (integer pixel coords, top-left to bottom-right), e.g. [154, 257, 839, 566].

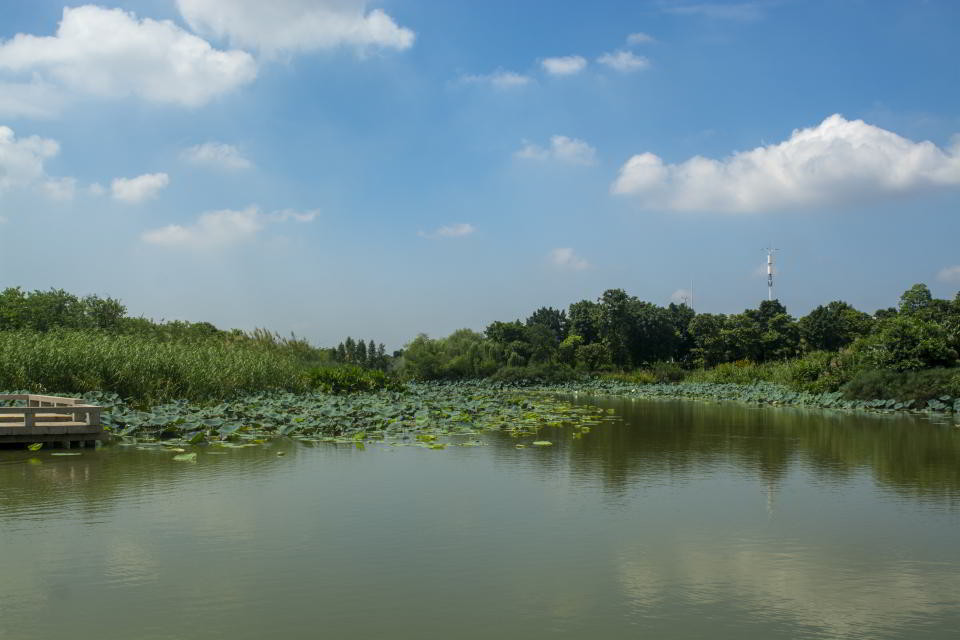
[0, 394, 101, 428]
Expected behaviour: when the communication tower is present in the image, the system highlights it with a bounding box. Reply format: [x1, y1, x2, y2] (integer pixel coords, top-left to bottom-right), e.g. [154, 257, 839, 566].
[764, 246, 778, 301]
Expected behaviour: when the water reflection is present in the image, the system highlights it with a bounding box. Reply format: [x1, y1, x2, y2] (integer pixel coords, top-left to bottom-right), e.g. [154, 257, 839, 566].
[1, 398, 958, 639]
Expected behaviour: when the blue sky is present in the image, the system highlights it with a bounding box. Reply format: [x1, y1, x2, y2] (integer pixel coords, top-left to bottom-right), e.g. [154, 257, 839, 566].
[1, 0, 959, 348]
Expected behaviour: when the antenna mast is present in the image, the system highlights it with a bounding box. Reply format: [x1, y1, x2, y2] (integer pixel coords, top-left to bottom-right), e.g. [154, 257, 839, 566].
[764, 246, 779, 301]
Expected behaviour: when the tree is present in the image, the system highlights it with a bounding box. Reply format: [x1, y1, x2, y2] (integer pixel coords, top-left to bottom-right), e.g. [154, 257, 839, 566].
[689, 313, 729, 367]
[344, 337, 356, 363]
[665, 302, 696, 363]
[525, 307, 567, 344]
[799, 301, 873, 352]
[898, 283, 934, 316]
[850, 315, 957, 371]
[567, 300, 602, 344]
[356, 339, 368, 366]
[367, 339, 377, 367]
[484, 320, 526, 345]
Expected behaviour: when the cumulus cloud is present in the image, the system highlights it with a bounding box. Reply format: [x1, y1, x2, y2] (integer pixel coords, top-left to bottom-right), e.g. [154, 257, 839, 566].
[142, 205, 316, 250]
[176, 0, 414, 56]
[626, 32, 656, 45]
[460, 70, 531, 89]
[938, 266, 960, 284]
[541, 55, 587, 76]
[181, 142, 253, 171]
[0, 6, 256, 114]
[597, 50, 651, 72]
[0, 126, 59, 192]
[516, 135, 597, 165]
[0, 125, 76, 199]
[549, 248, 590, 271]
[111, 173, 170, 204]
[612, 114, 960, 213]
[417, 223, 476, 239]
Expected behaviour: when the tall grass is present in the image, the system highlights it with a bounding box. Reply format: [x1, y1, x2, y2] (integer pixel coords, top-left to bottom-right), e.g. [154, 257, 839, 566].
[0, 330, 312, 404]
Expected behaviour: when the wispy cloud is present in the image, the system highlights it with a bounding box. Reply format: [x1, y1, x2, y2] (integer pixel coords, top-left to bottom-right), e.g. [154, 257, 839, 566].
[460, 69, 531, 89]
[670, 289, 692, 304]
[626, 32, 656, 45]
[181, 142, 252, 171]
[418, 223, 476, 239]
[661, 2, 768, 21]
[549, 248, 590, 271]
[938, 265, 960, 284]
[176, 0, 415, 56]
[516, 135, 597, 165]
[111, 173, 169, 204]
[541, 55, 587, 76]
[142, 205, 316, 250]
[597, 50, 651, 72]
[613, 114, 960, 213]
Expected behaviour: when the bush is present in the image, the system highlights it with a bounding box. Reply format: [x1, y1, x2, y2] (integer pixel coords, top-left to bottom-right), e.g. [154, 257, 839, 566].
[489, 363, 582, 385]
[686, 360, 772, 385]
[0, 329, 311, 404]
[307, 365, 404, 394]
[601, 371, 657, 385]
[842, 368, 960, 403]
[646, 361, 687, 383]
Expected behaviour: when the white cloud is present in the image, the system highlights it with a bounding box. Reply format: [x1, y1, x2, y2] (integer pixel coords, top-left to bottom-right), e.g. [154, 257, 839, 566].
[460, 70, 531, 89]
[662, 2, 766, 21]
[670, 289, 692, 305]
[612, 114, 960, 213]
[0, 215, 6, 224]
[111, 173, 170, 204]
[516, 135, 597, 165]
[181, 142, 253, 171]
[0, 126, 59, 192]
[0, 81, 65, 118]
[41, 177, 76, 201]
[176, 0, 415, 56]
[597, 50, 651, 72]
[142, 206, 316, 250]
[626, 32, 656, 45]
[938, 265, 960, 284]
[418, 222, 476, 239]
[88, 183, 106, 196]
[541, 55, 587, 76]
[549, 248, 590, 271]
[0, 6, 256, 114]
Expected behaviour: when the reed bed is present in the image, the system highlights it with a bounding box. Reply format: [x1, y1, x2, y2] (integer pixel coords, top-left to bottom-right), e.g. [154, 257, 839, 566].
[0, 330, 311, 404]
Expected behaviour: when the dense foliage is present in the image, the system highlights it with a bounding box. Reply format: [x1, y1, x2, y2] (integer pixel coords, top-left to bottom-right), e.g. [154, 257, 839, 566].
[3, 283, 959, 408]
[398, 283, 960, 403]
[0, 287, 396, 403]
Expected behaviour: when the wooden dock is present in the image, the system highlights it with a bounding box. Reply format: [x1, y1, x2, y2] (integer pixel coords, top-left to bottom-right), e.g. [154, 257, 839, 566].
[0, 394, 103, 448]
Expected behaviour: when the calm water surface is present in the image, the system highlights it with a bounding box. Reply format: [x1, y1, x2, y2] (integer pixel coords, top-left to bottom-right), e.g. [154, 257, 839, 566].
[1, 397, 959, 639]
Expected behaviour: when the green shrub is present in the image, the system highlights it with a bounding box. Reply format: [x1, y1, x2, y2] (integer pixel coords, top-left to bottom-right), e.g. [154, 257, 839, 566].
[842, 368, 960, 403]
[489, 363, 582, 385]
[306, 365, 403, 394]
[600, 371, 657, 385]
[646, 361, 687, 383]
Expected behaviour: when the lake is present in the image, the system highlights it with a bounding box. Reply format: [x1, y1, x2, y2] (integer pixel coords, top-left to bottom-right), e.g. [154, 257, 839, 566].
[1, 395, 958, 639]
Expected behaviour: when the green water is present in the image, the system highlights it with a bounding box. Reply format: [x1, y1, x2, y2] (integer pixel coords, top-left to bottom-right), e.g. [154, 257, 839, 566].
[1, 397, 959, 639]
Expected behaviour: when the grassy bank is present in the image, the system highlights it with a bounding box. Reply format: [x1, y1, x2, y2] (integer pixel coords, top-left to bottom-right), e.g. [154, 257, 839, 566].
[0, 330, 395, 404]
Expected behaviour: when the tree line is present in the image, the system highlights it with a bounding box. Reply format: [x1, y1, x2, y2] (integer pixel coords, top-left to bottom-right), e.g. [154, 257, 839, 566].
[400, 284, 960, 382]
